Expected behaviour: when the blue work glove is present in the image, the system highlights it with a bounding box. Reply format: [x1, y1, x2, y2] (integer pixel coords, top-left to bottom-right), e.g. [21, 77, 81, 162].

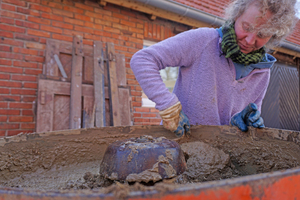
[174, 110, 191, 137]
[230, 103, 265, 132]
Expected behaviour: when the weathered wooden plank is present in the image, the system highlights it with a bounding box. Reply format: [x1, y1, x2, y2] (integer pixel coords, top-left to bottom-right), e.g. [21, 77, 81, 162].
[45, 40, 60, 76]
[118, 87, 131, 125]
[82, 96, 95, 128]
[36, 80, 54, 133]
[36, 79, 95, 133]
[106, 43, 121, 126]
[69, 35, 84, 129]
[94, 41, 106, 127]
[53, 95, 70, 131]
[116, 53, 126, 86]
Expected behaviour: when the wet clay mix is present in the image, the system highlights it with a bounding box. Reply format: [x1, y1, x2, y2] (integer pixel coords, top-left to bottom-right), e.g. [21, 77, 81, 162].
[1, 126, 300, 199]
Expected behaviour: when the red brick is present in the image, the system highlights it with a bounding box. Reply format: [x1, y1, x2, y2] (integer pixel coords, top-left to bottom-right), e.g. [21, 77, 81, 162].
[29, 10, 40, 17]
[0, 73, 10, 79]
[9, 102, 32, 109]
[27, 16, 50, 25]
[41, 0, 62, 8]
[0, 102, 8, 108]
[82, 39, 93, 46]
[29, 4, 51, 12]
[0, 109, 20, 115]
[52, 34, 73, 42]
[11, 74, 37, 82]
[142, 113, 157, 118]
[134, 118, 149, 122]
[41, 13, 63, 21]
[74, 14, 93, 22]
[0, 88, 10, 94]
[13, 61, 38, 68]
[17, 7, 30, 14]
[7, 130, 23, 136]
[150, 118, 161, 123]
[1, 10, 26, 20]
[21, 123, 35, 129]
[2, 0, 26, 6]
[0, 130, 5, 136]
[24, 55, 44, 62]
[64, 17, 84, 26]
[40, 25, 63, 34]
[0, 24, 25, 33]
[131, 91, 142, 96]
[52, 21, 73, 29]
[23, 82, 37, 89]
[0, 59, 12, 66]
[133, 113, 141, 117]
[26, 42, 45, 50]
[0, 95, 21, 101]
[0, 66, 22, 73]
[53, 9, 73, 18]
[15, 33, 39, 42]
[22, 109, 33, 115]
[95, 19, 111, 26]
[0, 52, 23, 61]
[129, 27, 143, 34]
[94, 7, 111, 15]
[0, 45, 12, 52]
[74, 26, 94, 34]
[63, 5, 84, 14]
[135, 107, 150, 112]
[120, 20, 135, 29]
[9, 116, 33, 122]
[85, 11, 101, 19]
[0, 123, 19, 129]
[103, 26, 121, 34]
[0, 116, 8, 122]
[2, 3, 15, 11]
[22, 96, 36, 102]
[133, 102, 142, 107]
[74, 3, 93, 11]
[0, 38, 24, 46]
[13, 47, 39, 55]
[0, 80, 22, 88]
[27, 29, 51, 38]
[62, 29, 83, 36]
[24, 68, 43, 75]
[127, 80, 139, 85]
[0, 17, 14, 24]
[15, 20, 39, 29]
[11, 88, 36, 95]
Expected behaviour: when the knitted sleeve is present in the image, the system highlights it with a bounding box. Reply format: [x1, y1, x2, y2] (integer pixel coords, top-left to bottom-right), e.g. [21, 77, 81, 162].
[130, 28, 215, 111]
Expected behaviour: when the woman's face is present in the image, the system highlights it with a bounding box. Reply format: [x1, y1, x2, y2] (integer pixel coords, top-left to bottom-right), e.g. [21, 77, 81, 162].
[234, 3, 274, 54]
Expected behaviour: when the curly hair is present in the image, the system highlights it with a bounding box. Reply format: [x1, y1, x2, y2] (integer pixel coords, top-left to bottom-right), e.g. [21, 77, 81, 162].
[225, 0, 298, 47]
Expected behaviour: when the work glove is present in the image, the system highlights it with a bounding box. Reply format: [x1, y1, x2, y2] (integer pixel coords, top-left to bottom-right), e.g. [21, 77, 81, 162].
[230, 103, 265, 132]
[159, 102, 191, 137]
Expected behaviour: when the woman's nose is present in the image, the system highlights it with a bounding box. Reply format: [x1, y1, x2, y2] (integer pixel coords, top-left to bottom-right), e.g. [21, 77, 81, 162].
[245, 33, 256, 45]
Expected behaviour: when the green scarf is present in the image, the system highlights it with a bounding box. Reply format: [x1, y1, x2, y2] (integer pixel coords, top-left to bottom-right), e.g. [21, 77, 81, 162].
[221, 23, 266, 65]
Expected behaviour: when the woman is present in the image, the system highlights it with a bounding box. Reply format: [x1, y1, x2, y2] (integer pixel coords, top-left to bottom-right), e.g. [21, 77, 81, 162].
[130, 0, 298, 137]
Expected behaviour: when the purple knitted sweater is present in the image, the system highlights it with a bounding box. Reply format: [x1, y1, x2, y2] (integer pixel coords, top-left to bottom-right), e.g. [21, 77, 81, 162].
[130, 27, 271, 126]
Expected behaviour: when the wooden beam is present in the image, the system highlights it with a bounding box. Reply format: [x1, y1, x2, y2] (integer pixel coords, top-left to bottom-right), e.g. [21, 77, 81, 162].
[106, 43, 121, 126]
[150, 15, 156, 21]
[69, 35, 84, 129]
[104, 0, 211, 28]
[99, 0, 107, 6]
[93, 41, 106, 127]
[273, 46, 300, 59]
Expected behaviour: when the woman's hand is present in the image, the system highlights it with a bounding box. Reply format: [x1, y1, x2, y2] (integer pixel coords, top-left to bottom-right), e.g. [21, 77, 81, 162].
[230, 103, 265, 132]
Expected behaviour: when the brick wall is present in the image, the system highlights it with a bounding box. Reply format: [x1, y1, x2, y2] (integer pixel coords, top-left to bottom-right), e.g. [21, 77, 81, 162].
[0, 0, 190, 136]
